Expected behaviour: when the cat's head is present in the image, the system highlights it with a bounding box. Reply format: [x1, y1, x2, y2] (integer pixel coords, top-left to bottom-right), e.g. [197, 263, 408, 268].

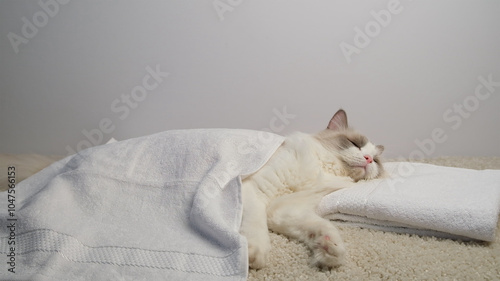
[315, 109, 385, 182]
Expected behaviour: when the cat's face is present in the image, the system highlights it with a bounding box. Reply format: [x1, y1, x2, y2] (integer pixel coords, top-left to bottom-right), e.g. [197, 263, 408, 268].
[315, 109, 385, 182]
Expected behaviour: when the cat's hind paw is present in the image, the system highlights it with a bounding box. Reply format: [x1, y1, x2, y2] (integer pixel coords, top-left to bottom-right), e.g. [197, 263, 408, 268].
[309, 231, 346, 268]
[248, 241, 270, 269]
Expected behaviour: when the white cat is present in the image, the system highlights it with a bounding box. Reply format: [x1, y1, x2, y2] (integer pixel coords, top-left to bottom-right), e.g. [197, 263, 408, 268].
[240, 109, 385, 269]
[0, 109, 385, 269]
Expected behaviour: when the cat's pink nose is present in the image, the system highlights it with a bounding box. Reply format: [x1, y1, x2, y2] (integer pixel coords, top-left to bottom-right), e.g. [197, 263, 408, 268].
[364, 155, 373, 164]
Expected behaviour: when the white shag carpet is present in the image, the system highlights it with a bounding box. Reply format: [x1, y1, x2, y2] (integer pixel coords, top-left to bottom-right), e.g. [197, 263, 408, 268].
[249, 157, 500, 281]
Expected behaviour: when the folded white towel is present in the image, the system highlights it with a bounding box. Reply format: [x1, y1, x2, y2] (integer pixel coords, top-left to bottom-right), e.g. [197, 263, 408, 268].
[0, 129, 284, 281]
[318, 162, 500, 241]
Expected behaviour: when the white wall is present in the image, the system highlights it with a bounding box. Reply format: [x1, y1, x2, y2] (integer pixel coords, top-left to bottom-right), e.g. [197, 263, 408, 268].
[1, 0, 499, 159]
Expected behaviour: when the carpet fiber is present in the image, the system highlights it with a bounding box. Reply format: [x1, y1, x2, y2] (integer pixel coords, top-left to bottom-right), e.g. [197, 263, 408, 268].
[249, 157, 500, 281]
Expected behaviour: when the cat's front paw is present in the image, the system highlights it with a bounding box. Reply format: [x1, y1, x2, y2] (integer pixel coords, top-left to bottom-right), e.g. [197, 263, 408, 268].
[308, 229, 346, 268]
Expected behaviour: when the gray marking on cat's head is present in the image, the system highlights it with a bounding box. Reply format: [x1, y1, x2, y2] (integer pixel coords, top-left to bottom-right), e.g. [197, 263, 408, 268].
[316, 109, 385, 182]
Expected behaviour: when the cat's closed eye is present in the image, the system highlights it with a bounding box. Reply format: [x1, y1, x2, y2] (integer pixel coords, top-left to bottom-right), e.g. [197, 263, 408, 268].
[348, 139, 361, 149]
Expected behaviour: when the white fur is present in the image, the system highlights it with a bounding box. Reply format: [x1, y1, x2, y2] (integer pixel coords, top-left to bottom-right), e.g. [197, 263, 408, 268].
[241, 131, 382, 269]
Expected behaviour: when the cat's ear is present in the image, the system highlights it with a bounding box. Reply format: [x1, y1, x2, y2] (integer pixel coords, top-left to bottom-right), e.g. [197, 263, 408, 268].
[327, 109, 348, 131]
[376, 145, 385, 154]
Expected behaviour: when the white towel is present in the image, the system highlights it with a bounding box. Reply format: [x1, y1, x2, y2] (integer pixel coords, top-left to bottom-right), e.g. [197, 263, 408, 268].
[0, 129, 284, 281]
[318, 162, 500, 241]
